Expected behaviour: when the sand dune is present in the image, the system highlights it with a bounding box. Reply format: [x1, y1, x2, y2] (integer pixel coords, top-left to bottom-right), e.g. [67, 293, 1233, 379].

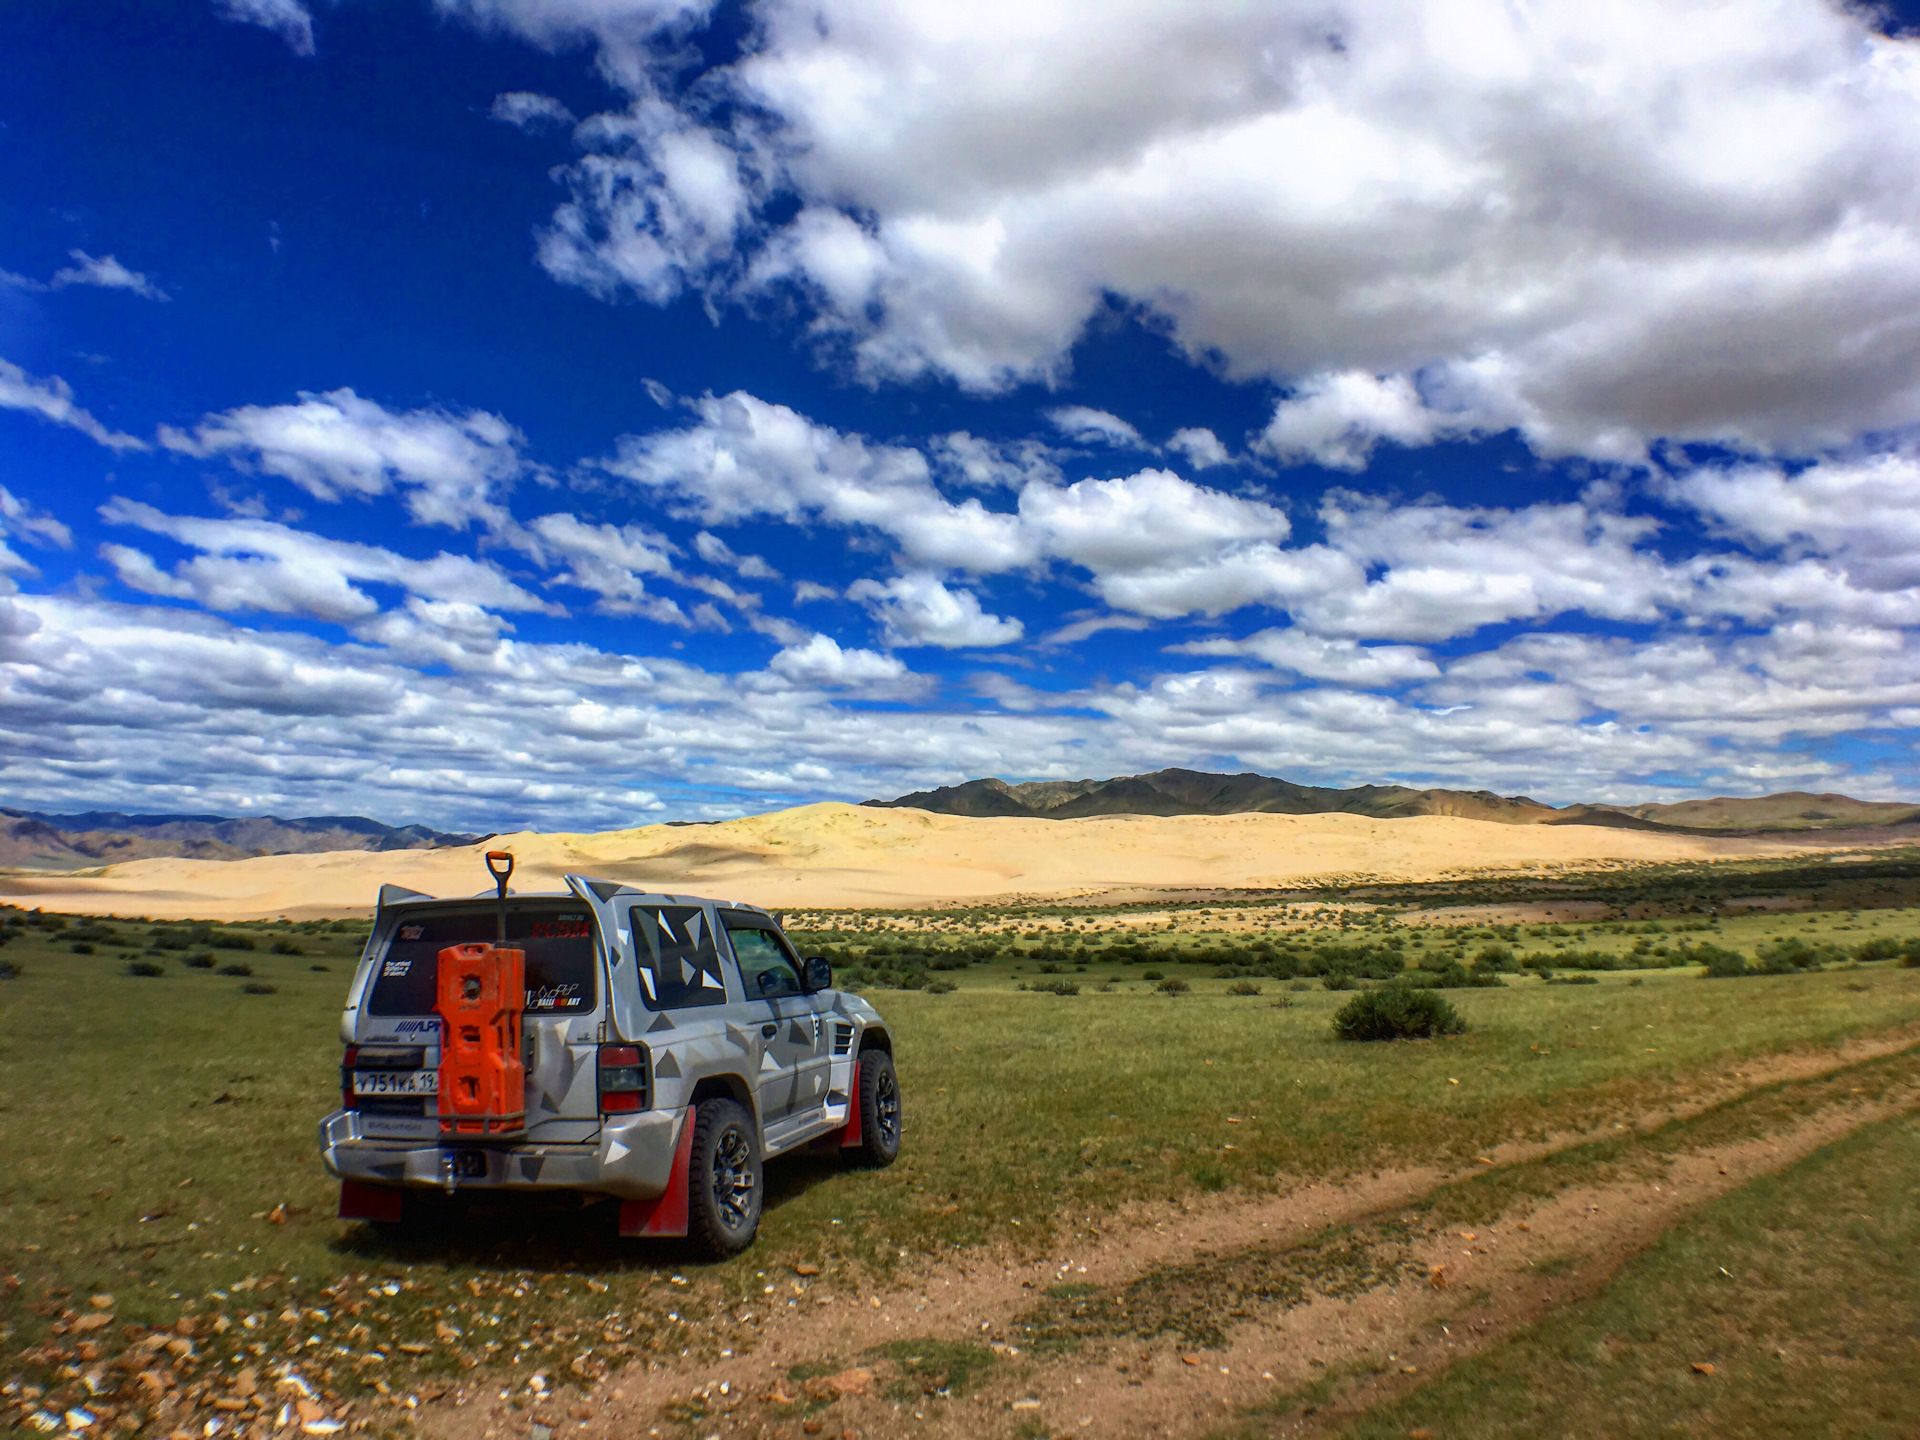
[0, 801, 1869, 921]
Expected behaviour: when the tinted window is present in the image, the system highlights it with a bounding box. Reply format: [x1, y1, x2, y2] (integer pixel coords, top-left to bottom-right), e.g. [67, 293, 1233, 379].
[367, 906, 598, 1016]
[628, 904, 729, 1010]
[722, 916, 802, 1000]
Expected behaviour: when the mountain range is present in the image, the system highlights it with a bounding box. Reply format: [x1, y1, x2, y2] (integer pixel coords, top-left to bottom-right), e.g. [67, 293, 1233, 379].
[864, 769, 1920, 835]
[0, 809, 483, 872]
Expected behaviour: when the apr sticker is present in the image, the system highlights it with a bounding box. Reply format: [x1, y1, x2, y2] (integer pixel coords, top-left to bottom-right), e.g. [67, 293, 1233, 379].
[398, 925, 425, 941]
[391, 1018, 441, 1036]
[530, 916, 590, 940]
[382, 959, 412, 977]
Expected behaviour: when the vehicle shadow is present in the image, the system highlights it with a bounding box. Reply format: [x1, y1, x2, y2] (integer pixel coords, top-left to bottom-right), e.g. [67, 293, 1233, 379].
[328, 1146, 864, 1273]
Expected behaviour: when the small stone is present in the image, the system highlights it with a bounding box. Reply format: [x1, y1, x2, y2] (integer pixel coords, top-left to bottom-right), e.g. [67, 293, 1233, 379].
[793, 1263, 821, 1277]
[802, 1423, 823, 1437]
[1691, 1362, 1716, 1376]
[1409, 1429, 1438, 1439]
[89, 1296, 114, 1310]
[267, 1206, 288, 1226]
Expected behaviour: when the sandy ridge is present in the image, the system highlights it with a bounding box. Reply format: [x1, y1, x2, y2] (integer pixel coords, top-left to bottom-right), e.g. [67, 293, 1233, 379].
[0, 802, 1866, 920]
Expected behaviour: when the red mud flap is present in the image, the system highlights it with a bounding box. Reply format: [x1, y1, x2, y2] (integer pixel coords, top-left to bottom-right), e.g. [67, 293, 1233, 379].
[618, 1105, 696, 1239]
[838, 1059, 864, 1148]
[339, 1180, 404, 1223]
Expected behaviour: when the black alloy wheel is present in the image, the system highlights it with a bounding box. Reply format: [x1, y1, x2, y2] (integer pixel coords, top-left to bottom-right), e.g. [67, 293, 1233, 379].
[685, 1098, 763, 1259]
[852, 1049, 902, 1168]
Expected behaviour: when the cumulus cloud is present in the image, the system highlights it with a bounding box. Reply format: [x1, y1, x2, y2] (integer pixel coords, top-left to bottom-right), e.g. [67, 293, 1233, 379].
[1173, 628, 1439, 686]
[0, 359, 148, 452]
[693, 529, 778, 579]
[1256, 372, 1478, 471]
[160, 388, 526, 530]
[1166, 427, 1230, 469]
[0, 486, 73, 584]
[98, 500, 558, 623]
[49, 250, 170, 301]
[847, 573, 1024, 648]
[213, 0, 315, 56]
[766, 632, 914, 688]
[1046, 406, 1148, 449]
[453, 0, 1920, 461]
[491, 92, 577, 130]
[518, 511, 687, 622]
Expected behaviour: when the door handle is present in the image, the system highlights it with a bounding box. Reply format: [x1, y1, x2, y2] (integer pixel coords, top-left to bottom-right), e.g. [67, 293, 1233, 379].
[761, 1023, 777, 1038]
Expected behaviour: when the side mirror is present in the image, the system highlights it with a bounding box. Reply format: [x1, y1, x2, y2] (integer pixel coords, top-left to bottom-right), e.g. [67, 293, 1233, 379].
[803, 956, 833, 993]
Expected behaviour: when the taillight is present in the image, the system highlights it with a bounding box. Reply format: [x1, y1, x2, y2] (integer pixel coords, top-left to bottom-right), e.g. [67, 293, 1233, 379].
[598, 1045, 648, 1114]
[341, 1045, 359, 1111]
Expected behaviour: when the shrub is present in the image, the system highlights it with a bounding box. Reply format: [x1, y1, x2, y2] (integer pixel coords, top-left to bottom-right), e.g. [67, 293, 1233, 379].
[218, 962, 253, 977]
[126, 961, 166, 977]
[211, 934, 256, 952]
[1154, 976, 1190, 995]
[1031, 979, 1079, 996]
[1690, 942, 1752, 978]
[240, 982, 277, 995]
[923, 977, 956, 995]
[69, 941, 95, 955]
[183, 952, 216, 970]
[269, 938, 303, 956]
[309, 964, 330, 972]
[1141, 970, 1164, 981]
[1332, 987, 1465, 1042]
[1226, 979, 1262, 996]
[1473, 942, 1517, 971]
[1853, 936, 1908, 962]
[0, 959, 19, 980]
[1322, 975, 1356, 991]
[1549, 974, 1600, 986]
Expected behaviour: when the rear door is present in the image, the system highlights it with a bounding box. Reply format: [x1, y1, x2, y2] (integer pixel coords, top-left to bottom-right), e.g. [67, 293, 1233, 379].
[357, 900, 607, 1143]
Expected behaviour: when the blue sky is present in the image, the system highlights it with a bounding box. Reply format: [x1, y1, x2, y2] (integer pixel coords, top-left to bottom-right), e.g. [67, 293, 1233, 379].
[4, 0, 1920, 830]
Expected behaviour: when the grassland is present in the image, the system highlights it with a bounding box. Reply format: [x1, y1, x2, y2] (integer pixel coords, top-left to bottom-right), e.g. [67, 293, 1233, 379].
[1337, 1109, 1920, 1439]
[1, 877, 1918, 1438]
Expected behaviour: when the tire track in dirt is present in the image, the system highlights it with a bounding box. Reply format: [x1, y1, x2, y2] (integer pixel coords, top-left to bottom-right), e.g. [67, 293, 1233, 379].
[416, 1027, 1920, 1440]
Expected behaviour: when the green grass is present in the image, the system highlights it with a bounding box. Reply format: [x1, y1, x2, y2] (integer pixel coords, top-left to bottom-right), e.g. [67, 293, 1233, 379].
[1339, 1109, 1920, 1440]
[3, 903, 1919, 1410]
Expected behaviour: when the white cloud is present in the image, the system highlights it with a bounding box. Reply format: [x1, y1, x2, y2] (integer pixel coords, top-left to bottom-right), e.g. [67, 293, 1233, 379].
[693, 529, 778, 579]
[49, 250, 170, 301]
[0, 486, 74, 581]
[1255, 371, 1479, 471]
[1173, 628, 1439, 686]
[1669, 453, 1920, 591]
[793, 580, 837, 603]
[604, 391, 1038, 571]
[1019, 468, 1290, 575]
[467, 0, 1920, 461]
[1166, 427, 1229, 469]
[213, 0, 315, 56]
[0, 358, 148, 453]
[1045, 406, 1147, 449]
[518, 511, 687, 622]
[160, 388, 526, 530]
[491, 92, 577, 130]
[98, 500, 559, 623]
[767, 632, 914, 688]
[847, 572, 1024, 648]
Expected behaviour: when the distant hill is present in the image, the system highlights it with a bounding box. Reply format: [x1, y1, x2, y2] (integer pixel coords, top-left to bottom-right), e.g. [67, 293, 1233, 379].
[863, 769, 1918, 835]
[0, 808, 483, 871]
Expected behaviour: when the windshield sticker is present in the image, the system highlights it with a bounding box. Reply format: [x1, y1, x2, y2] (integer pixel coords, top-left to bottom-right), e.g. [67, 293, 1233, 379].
[530, 917, 590, 940]
[382, 959, 411, 977]
[528, 982, 584, 1010]
[398, 925, 424, 941]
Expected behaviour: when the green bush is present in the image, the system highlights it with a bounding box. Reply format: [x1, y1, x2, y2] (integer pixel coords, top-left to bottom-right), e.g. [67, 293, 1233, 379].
[268, 938, 303, 956]
[1141, 970, 1164, 981]
[0, 959, 19, 980]
[1332, 987, 1465, 1042]
[1549, 974, 1600, 985]
[69, 941, 95, 955]
[211, 934, 256, 952]
[183, 952, 216, 969]
[240, 982, 277, 995]
[923, 977, 956, 994]
[1226, 979, 1262, 996]
[1028, 979, 1078, 995]
[1690, 942, 1752, 978]
[1322, 975, 1356, 991]
[218, 961, 254, 977]
[1154, 976, 1190, 995]
[126, 961, 166, 977]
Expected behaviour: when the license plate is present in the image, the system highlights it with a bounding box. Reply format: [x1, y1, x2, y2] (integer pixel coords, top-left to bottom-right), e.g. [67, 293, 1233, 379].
[354, 1070, 438, 1096]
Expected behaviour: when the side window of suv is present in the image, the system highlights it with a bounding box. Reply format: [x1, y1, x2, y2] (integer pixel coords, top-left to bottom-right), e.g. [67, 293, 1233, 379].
[628, 904, 729, 1010]
[723, 917, 803, 1000]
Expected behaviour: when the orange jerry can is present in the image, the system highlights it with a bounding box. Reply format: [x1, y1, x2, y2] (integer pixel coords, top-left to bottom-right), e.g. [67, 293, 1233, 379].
[435, 943, 527, 1135]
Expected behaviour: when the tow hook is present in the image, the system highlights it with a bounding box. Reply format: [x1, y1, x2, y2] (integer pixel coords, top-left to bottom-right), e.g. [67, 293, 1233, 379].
[440, 1150, 459, 1195]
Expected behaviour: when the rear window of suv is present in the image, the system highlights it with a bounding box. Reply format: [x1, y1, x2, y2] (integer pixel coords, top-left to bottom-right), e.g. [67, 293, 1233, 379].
[366, 905, 599, 1016]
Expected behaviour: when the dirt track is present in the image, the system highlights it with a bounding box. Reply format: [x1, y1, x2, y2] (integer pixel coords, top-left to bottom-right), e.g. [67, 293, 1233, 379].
[405, 1029, 1920, 1440]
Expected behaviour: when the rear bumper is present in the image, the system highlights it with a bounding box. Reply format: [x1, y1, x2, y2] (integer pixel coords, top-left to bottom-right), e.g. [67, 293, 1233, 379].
[317, 1106, 686, 1200]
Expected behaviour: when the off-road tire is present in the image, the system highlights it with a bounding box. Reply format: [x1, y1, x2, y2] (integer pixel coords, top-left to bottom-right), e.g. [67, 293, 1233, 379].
[852, 1050, 902, 1168]
[685, 1099, 763, 1260]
